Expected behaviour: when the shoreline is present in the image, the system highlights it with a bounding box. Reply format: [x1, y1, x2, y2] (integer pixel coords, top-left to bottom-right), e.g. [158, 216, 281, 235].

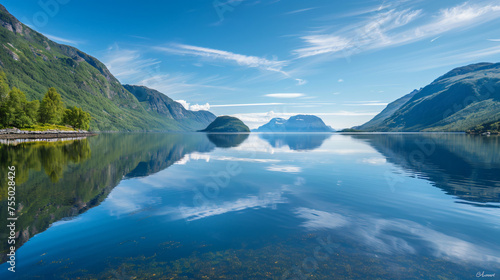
[0, 128, 97, 140]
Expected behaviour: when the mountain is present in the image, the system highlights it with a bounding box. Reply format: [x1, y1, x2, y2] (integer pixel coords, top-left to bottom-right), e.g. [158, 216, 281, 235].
[200, 116, 250, 133]
[355, 89, 419, 131]
[123, 85, 216, 131]
[255, 118, 287, 132]
[254, 115, 335, 132]
[357, 63, 500, 132]
[0, 4, 211, 131]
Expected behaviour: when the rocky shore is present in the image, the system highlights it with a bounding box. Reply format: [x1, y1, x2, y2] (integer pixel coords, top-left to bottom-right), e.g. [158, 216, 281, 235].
[0, 128, 97, 139]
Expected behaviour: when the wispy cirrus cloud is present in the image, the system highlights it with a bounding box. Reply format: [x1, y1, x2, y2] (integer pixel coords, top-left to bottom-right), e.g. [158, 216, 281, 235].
[155, 43, 289, 76]
[284, 7, 317, 15]
[264, 93, 305, 98]
[103, 46, 161, 82]
[44, 33, 81, 45]
[293, 1, 500, 58]
[211, 103, 285, 107]
[138, 73, 239, 95]
[398, 44, 500, 72]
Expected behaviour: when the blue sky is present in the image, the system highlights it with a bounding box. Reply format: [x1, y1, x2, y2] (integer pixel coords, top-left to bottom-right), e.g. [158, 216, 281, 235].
[3, 0, 500, 129]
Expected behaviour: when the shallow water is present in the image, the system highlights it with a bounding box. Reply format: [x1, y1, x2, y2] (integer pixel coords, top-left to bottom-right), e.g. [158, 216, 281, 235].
[1, 133, 499, 279]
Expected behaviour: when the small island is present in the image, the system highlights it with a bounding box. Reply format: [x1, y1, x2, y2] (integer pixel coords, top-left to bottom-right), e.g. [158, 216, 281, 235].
[199, 116, 250, 133]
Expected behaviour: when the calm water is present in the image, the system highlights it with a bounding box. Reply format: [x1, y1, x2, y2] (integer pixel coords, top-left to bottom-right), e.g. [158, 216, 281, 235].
[1, 133, 499, 279]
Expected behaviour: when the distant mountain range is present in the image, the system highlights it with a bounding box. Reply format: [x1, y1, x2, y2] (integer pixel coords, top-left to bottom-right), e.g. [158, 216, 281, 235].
[0, 4, 214, 131]
[356, 63, 500, 132]
[254, 115, 335, 132]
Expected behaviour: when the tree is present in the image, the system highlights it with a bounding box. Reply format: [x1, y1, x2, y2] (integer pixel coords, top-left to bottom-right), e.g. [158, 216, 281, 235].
[0, 72, 10, 127]
[38, 87, 64, 124]
[0, 71, 9, 102]
[490, 122, 500, 132]
[63, 106, 91, 130]
[0, 87, 35, 128]
[26, 100, 40, 124]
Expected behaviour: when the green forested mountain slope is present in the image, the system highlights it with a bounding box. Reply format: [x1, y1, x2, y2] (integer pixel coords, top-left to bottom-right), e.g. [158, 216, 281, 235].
[0, 4, 211, 131]
[358, 63, 500, 132]
[355, 89, 419, 131]
[123, 85, 216, 131]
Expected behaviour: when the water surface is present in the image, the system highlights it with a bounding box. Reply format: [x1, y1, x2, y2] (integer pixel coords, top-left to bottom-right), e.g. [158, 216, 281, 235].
[1, 133, 499, 279]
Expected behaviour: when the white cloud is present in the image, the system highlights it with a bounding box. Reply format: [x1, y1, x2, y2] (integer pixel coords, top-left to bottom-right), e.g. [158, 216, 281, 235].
[430, 36, 441, 42]
[293, 2, 500, 58]
[139, 73, 237, 95]
[155, 43, 289, 76]
[295, 207, 348, 229]
[175, 99, 211, 111]
[264, 93, 305, 98]
[190, 103, 211, 111]
[170, 192, 287, 221]
[176, 100, 190, 110]
[284, 7, 317, 15]
[406, 44, 500, 72]
[266, 165, 302, 173]
[488, 39, 500, 42]
[44, 33, 81, 45]
[214, 156, 280, 163]
[338, 79, 344, 83]
[211, 103, 285, 108]
[295, 78, 307, 85]
[295, 208, 500, 264]
[361, 157, 387, 165]
[103, 46, 161, 83]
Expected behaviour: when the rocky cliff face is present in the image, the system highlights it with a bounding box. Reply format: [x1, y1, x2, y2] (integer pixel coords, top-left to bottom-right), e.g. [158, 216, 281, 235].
[123, 85, 216, 130]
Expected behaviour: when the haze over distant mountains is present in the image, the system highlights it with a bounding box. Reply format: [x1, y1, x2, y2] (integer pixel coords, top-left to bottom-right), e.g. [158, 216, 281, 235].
[0, 4, 214, 131]
[254, 115, 335, 132]
[356, 63, 500, 132]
